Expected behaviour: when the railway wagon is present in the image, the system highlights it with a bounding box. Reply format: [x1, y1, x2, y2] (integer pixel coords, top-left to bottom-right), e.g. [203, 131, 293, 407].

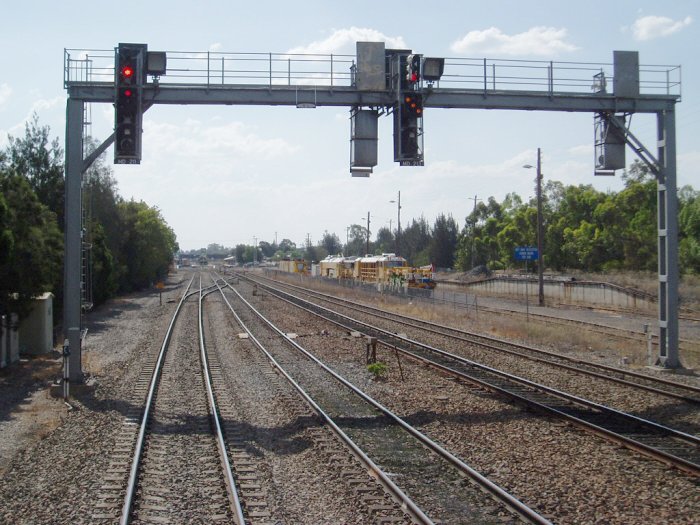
[401, 265, 437, 289]
[278, 257, 309, 274]
[355, 253, 408, 282]
[319, 255, 358, 279]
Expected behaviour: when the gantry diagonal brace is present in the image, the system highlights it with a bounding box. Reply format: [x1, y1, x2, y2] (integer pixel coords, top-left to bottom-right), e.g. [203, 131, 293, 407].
[82, 103, 154, 172]
[604, 113, 660, 176]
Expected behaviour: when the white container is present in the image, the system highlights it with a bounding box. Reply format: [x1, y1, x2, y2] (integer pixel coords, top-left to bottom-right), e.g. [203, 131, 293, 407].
[18, 293, 54, 356]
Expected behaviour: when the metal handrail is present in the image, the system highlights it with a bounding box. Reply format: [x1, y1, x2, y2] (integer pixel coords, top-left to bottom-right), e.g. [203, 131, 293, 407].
[64, 47, 682, 97]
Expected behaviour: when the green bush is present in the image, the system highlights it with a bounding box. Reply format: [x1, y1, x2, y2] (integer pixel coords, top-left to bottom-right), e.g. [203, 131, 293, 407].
[367, 361, 388, 379]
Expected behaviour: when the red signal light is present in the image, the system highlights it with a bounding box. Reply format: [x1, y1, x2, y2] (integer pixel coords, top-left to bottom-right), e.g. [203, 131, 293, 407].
[121, 65, 134, 78]
[124, 89, 133, 97]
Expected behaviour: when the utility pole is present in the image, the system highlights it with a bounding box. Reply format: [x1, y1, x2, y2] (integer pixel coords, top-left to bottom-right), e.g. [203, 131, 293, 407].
[390, 191, 402, 256]
[468, 195, 481, 269]
[536, 148, 545, 306]
[253, 235, 257, 264]
[366, 212, 371, 255]
[525, 151, 545, 306]
[346, 226, 350, 255]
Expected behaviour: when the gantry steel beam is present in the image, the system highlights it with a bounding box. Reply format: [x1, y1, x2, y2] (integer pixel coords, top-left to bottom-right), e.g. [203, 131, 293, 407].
[63, 51, 682, 381]
[67, 83, 677, 113]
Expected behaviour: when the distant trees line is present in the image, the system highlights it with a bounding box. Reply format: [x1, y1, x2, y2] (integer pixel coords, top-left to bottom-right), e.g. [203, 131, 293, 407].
[0, 115, 178, 322]
[198, 161, 700, 277]
[6, 115, 698, 324]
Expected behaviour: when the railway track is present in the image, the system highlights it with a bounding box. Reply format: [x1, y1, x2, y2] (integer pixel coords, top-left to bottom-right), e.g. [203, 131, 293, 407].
[93, 276, 245, 524]
[253, 272, 700, 404]
[239, 273, 700, 476]
[216, 274, 552, 524]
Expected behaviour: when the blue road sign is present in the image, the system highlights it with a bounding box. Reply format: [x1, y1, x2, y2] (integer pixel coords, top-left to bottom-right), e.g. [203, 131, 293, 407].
[515, 246, 538, 261]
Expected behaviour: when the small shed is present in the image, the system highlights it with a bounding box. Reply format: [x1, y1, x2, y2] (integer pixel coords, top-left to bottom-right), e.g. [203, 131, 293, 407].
[18, 292, 54, 356]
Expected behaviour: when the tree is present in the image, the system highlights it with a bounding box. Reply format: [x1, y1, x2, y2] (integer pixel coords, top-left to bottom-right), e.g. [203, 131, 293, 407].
[83, 139, 124, 303]
[0, 191, 12, 267]
[206, 243, 229, 258]
[613, 161, 657, 271]
[375, 226, 394, 255]
[401, 216, 431, 265]
[679, 187, 700, 274]
[278, 238, 296, 253]
[346, 224, 368, 256]
[258, 241, 276, 258]
[88, 220, 118, 305]
[305, 245, 323, 264]
[320, 231, 342, 255]
[235, 244, 248, 263]
[429, 214, 458, 269]
[5, 113, 65, 229]
[0, 170, 62, 319]
[117, 200, 177, 290]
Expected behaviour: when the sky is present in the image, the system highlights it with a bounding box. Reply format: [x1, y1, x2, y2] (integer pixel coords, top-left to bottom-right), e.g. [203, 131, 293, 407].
[1, 1, 698, 251]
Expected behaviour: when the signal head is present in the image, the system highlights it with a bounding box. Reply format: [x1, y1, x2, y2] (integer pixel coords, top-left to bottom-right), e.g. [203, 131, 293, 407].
[121, 65, 134, 77]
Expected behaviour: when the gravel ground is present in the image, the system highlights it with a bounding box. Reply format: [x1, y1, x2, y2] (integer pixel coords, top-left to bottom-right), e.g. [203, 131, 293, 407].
[1, 269, 698, 524]
[278, 284, 700, 435]
[240, 276, 700, 525]
[204, 291, 408, 524]
[0, 274, 186, 524]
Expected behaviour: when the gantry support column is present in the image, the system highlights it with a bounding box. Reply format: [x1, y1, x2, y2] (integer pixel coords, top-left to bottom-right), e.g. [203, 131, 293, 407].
[656, 109, 680, 368]
[64, 96, 84, 382]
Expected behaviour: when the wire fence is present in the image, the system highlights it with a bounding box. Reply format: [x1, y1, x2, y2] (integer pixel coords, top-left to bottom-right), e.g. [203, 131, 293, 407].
[267, 270, 482, 317]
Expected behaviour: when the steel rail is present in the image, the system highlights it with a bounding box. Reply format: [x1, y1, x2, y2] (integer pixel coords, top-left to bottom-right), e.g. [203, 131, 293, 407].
[198, 275, 246, 524]
[218, 275, 552, 525]
[255, 273, 700, 401]
[120, 275, 195, 525]
[243, 275, 700, 476]
[210, 277, 434, 525]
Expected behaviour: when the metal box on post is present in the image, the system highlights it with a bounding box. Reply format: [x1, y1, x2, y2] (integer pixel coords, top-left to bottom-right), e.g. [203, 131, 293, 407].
[594, 114, 626, 173]
[356, 42, 386, 91]
[614, 51, 639, 98]
[350, 109, 378, 174]
[1, 314, 19, 368]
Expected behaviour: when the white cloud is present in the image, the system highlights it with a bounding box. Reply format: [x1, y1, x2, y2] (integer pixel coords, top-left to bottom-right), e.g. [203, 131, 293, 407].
[30, 95, 64, 113]
[0, 96, 66, 141]
[145, 118, 298, 159]
[632, 15, 693, 41]
[568, 144, 591, 157]
[209, 43, 222, 52]
[0, 83, 11, 108]
[287, 27, 406, 55]
[450, 26, 579, 57]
